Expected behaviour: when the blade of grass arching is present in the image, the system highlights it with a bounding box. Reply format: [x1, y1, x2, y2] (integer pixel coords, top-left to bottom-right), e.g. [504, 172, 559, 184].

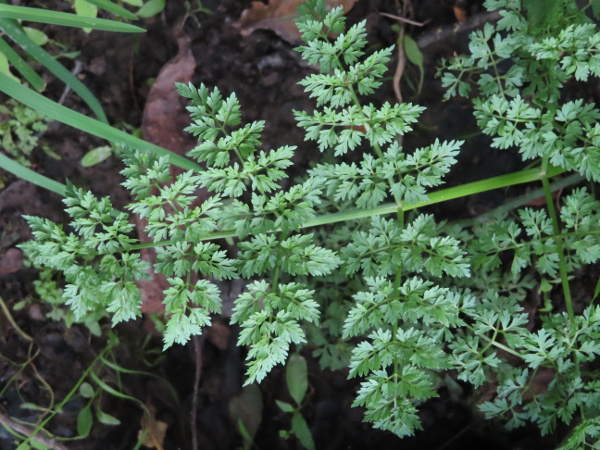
[183, 165, 570, 243]
[0, 4, 145, 33]
[0, 73, 202, 172]
[89, 371, 148, 409]
[0, 18, 108, 123]
[0, 36, 44, 90]
[456, 172, 585, 226]
[84, 0, 137, 20]
[99, 356, 180, 406]
[0, 153, 66, 196]
[303, 164, 567, 227]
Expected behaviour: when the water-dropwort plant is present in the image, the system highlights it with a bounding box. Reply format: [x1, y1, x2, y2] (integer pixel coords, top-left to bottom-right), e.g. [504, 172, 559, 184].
[19, 0, 600, 445]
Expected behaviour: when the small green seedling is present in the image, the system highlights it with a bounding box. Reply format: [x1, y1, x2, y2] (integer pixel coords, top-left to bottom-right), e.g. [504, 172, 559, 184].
[0, 100, 57, 167]
[276, 353, 315, 450]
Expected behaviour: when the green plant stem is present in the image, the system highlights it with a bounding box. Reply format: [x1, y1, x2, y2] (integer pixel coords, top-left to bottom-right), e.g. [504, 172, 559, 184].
[19, 344, 114, 449]
[0, 295, 33, 342]
[468, 324, 523, 359]
[0, 407, 69, 450]
[541, 158, 574, 320]
[271, 230, 290, 292]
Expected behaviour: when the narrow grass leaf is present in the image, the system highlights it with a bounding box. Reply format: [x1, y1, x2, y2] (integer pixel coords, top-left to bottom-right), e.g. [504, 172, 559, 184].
[0, 73, 201, 172]
[122, 0, 143, 6]
[89, 371, 145, 405]
[0, 4, 145, 32]
[85, 0, 137, 20]
[304, 165, 566, 227]
[0, 152, 66, 196]
[0, 18, 108, 123]
[0, 36, 44, 90]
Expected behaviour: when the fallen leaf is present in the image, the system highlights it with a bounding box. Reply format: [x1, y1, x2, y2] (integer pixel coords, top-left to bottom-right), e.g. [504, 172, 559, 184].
[453, 5, 468, 24]
[136, 219, 170, 315]
[138, 27, 199, 316]
[139, 404, 168, 450]
[206, 319, 230, 350]
[141, 30, 197, 157]
[0, 248, 23, 276]
[235, 0, 355, 45]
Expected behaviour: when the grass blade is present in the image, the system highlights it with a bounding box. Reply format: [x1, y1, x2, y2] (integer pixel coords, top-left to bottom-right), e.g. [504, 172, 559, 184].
[0, 73, 201, 172]
[305, 165, 567, 227]
[0, 4, 145, 33]
[85, 0, 138, 20]
[0, 152, 66, 196]
[0, 36, 45, 90]
[0, 18, 108, 123]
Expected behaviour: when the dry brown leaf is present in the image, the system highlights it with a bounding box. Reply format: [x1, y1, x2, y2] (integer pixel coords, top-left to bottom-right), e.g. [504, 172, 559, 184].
[141, 31, 197, 158]
[453, 5, 468, 24]
[235, 0, 356, 45]
[139, 410, 168, 450]
[0, 248, 22, 276]
[138, 28, 198, 316]
[136, 219, 170, 315]
[206, 319, 230, 350]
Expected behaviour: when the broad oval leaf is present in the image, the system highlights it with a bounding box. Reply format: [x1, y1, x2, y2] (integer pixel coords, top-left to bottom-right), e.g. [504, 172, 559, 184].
[81, 146, 112, 167]
[77, 404, 93, 437]
[23, 27, 49, 46]
[75, 0, 99, 19]
[79, 382, 95, 398]
[137, 0, 166, 18]
[403, 35, 423, 68]
[286, 353, 308, 406]
[95, 407, 121, 426]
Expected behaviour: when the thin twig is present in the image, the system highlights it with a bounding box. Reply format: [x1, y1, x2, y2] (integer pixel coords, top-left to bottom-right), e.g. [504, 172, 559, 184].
[57, 60, 83, 105]
[191, 334, 204, 450]
[391, 0, 414, 104]
[436, 422, 473, 450]
[417, 11, 501, 49]
[393, 25, 406, 104]
[380, 12, 425, 27]
[0, 407, 69, 450]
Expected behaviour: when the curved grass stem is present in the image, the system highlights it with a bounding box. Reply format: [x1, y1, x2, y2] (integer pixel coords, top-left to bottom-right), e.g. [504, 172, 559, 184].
[540, 159, 574, 321]
[0, 295, 33, 342]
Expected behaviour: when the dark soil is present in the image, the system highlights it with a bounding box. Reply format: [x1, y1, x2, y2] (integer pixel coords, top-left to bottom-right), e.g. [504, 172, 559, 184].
[0, 0, 589, 449]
